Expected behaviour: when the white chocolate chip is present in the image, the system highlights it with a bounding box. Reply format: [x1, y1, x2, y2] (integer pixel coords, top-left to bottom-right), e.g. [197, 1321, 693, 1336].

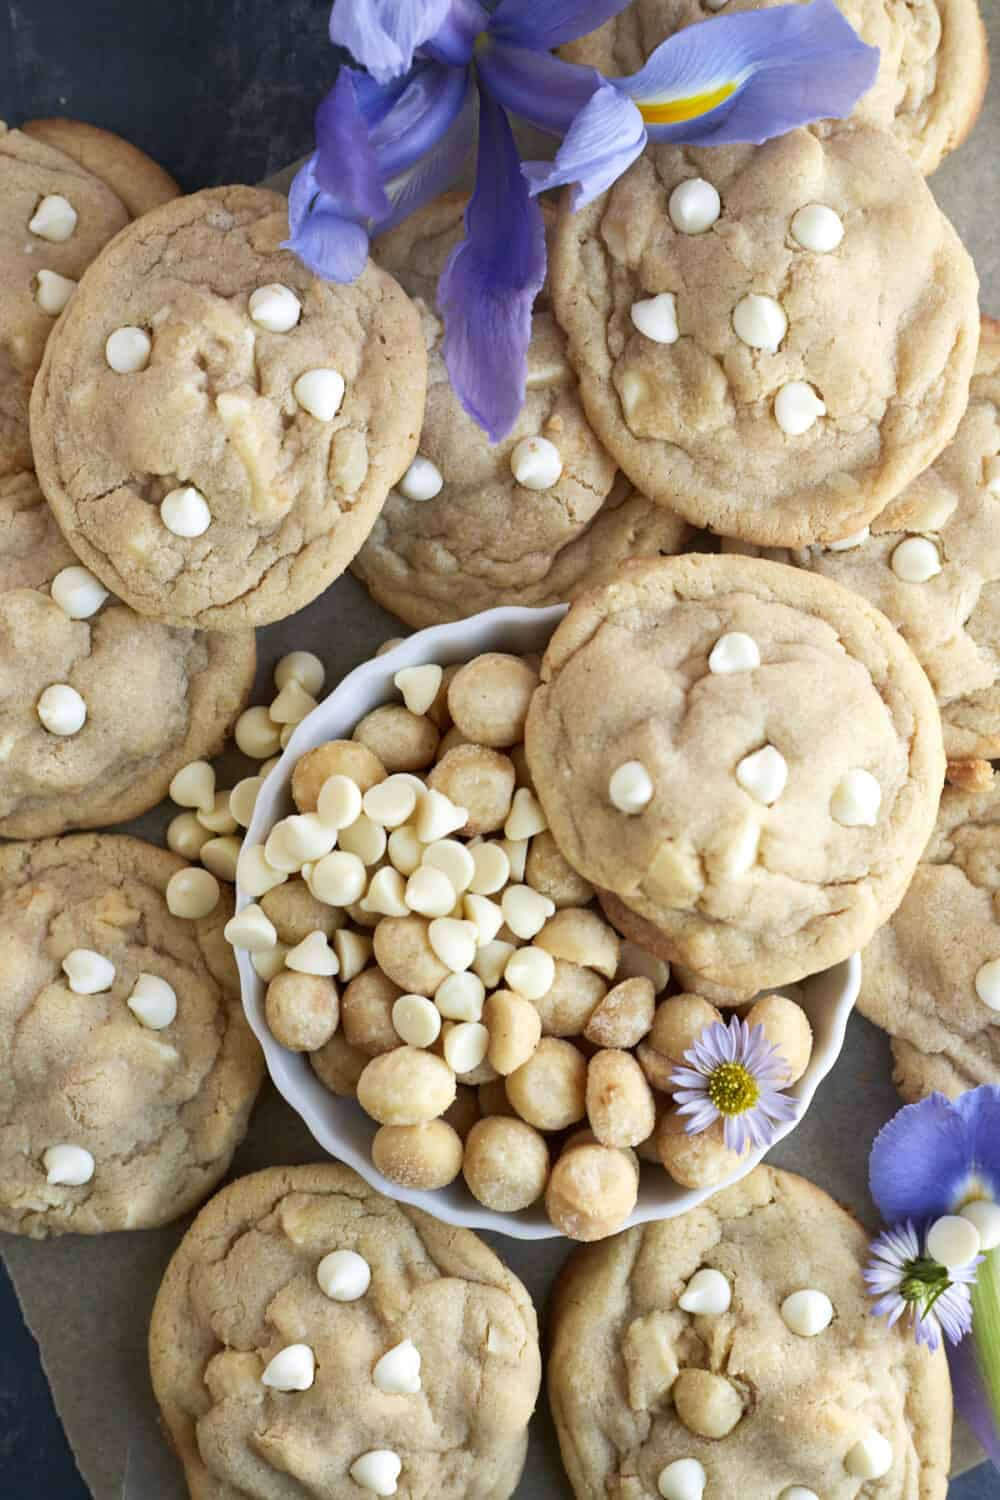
[167, 812, 211, 860]
[891, 536, 942, 583]
[364, 776, 419, 829]
[317, 775, 363, 831]
[781, 1289, 833, 1337]
[504, 945, 555, 1000]
[428, 917, 478, 973]
[362, 867, 410, 917]
[350, 1450, 402, 1496]
[309, 850, 367, 906]
[630, 293, 679, 344]
[333, 929, 373, 983]
[791, 203, 844, 253]
[36, 268, 76, 314]
[202, 836, 241, 883]
[235, 706, 282, 759]
[105, 326, 151, 373]
[195, 791, 238, 835]
[781, 1490, 820, 1500]
[161, 485, 211, 539]
[415, 788, 468, 843]
[170, 760, 216, 814]
[830, 768, 881, 828]
[926, 1214, 981, 1269]
[398, 456, 444, 501]
[249, 283, 301, 332]
[844, 1431, 893, 1480]
[469, 842, 511, 894]
[501, 837, 529, 882]
[62, 949, 115, 995]
[960, 1201, 1000, 1251]
[443, 1020, 489, 1074]
[463, 892, 504, 945]
[318, 1248, 371, 1301]
[669, 177, 720, 234]
[774, 381, 826, 436]
[270, 678, 317, 725]
[261, 1344, 315, 1391]
[50, 564, 108, 618]
[275, 651, 325, 696]
[733, 293, 787, 352]
[709, 632, 760, 674]
[435, 971, 485, 1022]
[237, 844, 289, 899]
[394, 663, 443, 716]
[286, 930, 340, 976]
[126, 973, 178, 1030]
[29, 193, 78, 241]
[43, 1144, 94, 1186]
[510, 435, 563, 490]
[372, 1339, 422, 1395]
[265, 814, 337, 871]
[405, 865, 456, 918]
[339, 814, 387, 865]
[657, 1458, 706, 1500]
[678, 1268, 731, 1316]
[473, 939, 517, 989]
[502, 885, 555, 940]
[423, 839, 474, 894]
[37, 683, 86, 735]
[224, 903, 278, 953]
[985, 455, 1000, 494]
[609, 761, 654, 815]
[166, 868, 220, 920]
[704, 0, 729, 10]
[827, 527, 870, 552]
[392, 994, 442, 1048]
[388, 826, 424, 876]
[504, 788, 547, 840]
[230, 777, 265, 829]
[736, 745, 787, 805]
[293, 368, 345, 420]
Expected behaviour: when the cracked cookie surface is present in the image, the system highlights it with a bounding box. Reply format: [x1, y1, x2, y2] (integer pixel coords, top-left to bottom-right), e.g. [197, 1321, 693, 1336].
[0, 834, 263, 1236]
[354, 195, 691, 628]
[29, 185, 427, 629]
[149, 1162, 540, 1500]
[525, 554, 945, 998]
[859, 765, 1000, 1102]
[0, 470, 255, 837]
[548, 1165, 951, 1500]
[561, 0, 988, 176]
[549, 125, 978, 547]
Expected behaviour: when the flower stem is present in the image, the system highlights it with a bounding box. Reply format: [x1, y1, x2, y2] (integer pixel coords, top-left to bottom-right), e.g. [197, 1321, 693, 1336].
[971, 1248, 1000, 1435]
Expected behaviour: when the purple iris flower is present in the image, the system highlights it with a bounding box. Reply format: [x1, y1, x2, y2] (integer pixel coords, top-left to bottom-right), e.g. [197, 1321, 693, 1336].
[288, 0, 879, 441]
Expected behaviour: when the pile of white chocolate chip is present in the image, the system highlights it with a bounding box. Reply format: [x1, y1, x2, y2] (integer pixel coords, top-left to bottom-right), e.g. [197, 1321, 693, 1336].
[224, 649, 816, 1240]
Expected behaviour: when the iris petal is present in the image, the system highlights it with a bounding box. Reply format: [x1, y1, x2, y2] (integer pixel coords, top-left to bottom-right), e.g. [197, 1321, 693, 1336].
[488, 0, 632, 51]
[380, 72, 476, 233]
[283, 157, 371, 281]
[314, 69, 391, 222]
[330, 0, 454, 82]
[949, 1332, 1000, 1466]
[477, 41, 604, 137]
[423, 0, 489, 66]
[870, 1089, 1000, 1226]
[370, 61, 472, 180]
[438, 86, 547, 443]
[522, 81, 646, 211]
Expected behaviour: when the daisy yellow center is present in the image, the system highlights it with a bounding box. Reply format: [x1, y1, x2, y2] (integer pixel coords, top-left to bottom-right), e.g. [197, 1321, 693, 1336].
[707, 1061, 760, 1116]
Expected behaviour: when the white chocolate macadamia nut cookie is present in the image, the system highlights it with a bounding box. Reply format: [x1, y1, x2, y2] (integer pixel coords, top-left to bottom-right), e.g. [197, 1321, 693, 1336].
[149, 1163, 540, 1500]
[526, 555, 945, 997]
[729, 318, 1000, 759]
[859, 765, 1000, 1103]
[0, 835, 262, 1237]
[0, 119, 178, 477]
[353, 193, 691, 629]
[549, 126, 978, 546]
[29, 185, 427, 629]
[548, 1166, 952, 1500]
[560, 0, 988, 177]
[0, 471, 255, 837]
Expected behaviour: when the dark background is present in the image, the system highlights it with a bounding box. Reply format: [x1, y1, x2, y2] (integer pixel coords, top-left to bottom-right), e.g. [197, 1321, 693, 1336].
[0, 0, 997, 1494]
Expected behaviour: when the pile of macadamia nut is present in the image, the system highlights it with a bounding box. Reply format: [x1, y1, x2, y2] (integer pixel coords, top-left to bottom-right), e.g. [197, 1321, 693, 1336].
[225, 651, 816, 1241]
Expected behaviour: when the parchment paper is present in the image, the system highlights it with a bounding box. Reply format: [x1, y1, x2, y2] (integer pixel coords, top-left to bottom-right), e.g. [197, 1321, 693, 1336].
[3, 17, 999, 1489]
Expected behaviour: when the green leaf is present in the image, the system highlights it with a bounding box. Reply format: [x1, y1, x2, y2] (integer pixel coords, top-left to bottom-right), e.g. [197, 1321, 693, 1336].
[972, 1247, 1000, 1432]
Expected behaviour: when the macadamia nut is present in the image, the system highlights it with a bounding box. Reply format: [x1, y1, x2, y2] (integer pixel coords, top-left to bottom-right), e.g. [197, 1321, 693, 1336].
[744, 993, 813, 1084]
[353, 704, 439, 771]
[506, 1038, 587, 1131]
[484, 989, 542, 1075]
[428, 745, 515, 834]
[586, 1049, 656, 1149]
[357, 1047, 456, 1125]
[585, 977, 656, 1049]
[524, 831, 595, 907]
[261, 879, 344, 945]
[342, 969, 403, 1056]
[638, 995, 723, 1090]
[447, 654, 538, 747]
[536, 908, 620, 979]
[292, 740, 385, 810]
[372, 1120, 464, 1189]
[533, 959, 607, 1037]
[463, 1117, 550, 1211]
[373, 916, 450, 993]
[265, 971, 339, 1052]
[657, 1110, 748, 1188]
[311, 1032, 368, 1097]
[545, 1141, 638, 1240]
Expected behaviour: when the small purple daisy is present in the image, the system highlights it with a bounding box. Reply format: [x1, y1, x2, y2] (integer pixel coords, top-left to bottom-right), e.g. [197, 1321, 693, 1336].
[864, 1221, 977, 1351]
[670, 1015, 800, 1155]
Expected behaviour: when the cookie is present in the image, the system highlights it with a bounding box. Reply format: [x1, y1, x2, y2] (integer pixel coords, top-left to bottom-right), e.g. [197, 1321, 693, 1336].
[560, 0, 988, 176]
[548, 1165, 951, 1500]
[0, 470, 255, 837]
[149, 1162, 541, 1500]
[526, 554, 945, 999]
[549, 125, 979, 547]
[19, 116, 179, 216]
[0, 835, 263, 1237]
[351, 193, 689, 628]
[858, 764, 1000, 1103]
[29, 185, 427, 629]
[724, 317, 1000, 761]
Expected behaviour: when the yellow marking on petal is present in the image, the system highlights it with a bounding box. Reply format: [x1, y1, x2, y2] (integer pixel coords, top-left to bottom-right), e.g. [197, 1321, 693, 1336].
[638, 79, 738, 125]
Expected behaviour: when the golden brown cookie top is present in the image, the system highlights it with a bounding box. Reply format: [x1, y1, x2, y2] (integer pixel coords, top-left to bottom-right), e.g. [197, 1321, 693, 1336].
[20, 116, 179, 216]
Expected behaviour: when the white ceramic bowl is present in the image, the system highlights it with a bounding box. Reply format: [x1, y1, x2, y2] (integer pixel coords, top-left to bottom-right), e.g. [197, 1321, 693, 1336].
[237, 605, 861, 1239]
